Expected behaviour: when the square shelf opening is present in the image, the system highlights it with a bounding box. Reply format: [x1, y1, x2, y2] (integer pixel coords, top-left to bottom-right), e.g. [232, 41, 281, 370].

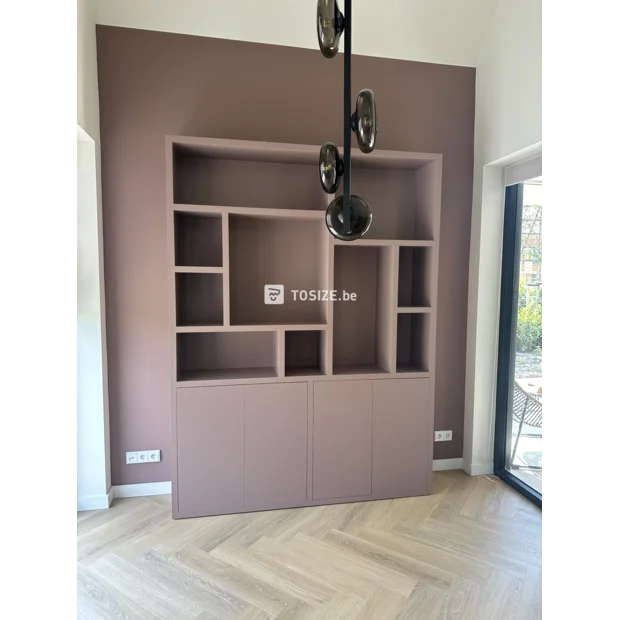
[398, 247, 432, 308]
[229, 216, 325, 325]
[285, 331, 325, 377]
[341, 160, 436, 241]
[333, 246, 392, 375]
[174, 212, 222, 267]
[177, 332, 277, 381]
[173, 151, 326, 210]
[397, 313, 430, 373]
[176, 273, 223, 326]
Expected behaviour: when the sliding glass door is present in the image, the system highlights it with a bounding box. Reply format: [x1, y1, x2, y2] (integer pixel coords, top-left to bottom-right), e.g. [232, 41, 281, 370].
[495, 176, 542, 506]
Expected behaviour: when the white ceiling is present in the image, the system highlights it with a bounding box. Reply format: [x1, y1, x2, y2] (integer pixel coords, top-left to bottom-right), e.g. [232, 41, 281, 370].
[96, 0, 500, 67]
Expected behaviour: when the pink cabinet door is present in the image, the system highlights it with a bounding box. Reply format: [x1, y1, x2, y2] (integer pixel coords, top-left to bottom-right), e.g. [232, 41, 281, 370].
[372, 378, 431, 498]
[176, 386, 245, 516]
[244, 383, 308, 508]
[313, 380, 373, 500]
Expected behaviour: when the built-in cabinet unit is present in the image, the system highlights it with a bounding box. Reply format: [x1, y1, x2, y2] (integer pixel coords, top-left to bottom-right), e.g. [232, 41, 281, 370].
[167, 136, 442, 518]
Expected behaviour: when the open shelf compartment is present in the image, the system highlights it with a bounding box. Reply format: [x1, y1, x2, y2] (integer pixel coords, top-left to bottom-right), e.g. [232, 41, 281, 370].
[177, 331, 277, 381]
[396, 313, 430, 373]
[285, 330, 326, 377]
[333, 246, 393, 375]
[339, 158, 438, 241]
[174, 212, 222, 267]
[175, 273, 223, 326]
[172, 143, 326, 211]
[229, 215, 328, 326]
[398, 247, 432, 308]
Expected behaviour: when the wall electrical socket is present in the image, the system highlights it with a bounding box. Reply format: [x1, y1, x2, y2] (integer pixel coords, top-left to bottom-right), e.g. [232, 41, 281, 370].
[434, 430, 453, 442]
[126, 450, 161, 464]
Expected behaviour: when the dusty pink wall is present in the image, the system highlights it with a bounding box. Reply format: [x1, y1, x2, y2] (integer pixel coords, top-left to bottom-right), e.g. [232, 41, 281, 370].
[97, 26, 475, 485]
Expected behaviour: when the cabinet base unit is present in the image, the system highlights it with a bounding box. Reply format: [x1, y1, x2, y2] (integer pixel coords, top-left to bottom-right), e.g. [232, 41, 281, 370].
[173, 378, 431, 518]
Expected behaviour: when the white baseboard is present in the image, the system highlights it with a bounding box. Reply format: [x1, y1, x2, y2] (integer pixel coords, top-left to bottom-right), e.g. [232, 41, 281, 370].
[82, 458, 493, 511]
[432, 458, 464, 472]
[78, 482, 171, 510]
[77, 489, 113, 511]
[94, 461, 470, 506]
[113, 481, 172, 499]
[463, 461, 494, 476]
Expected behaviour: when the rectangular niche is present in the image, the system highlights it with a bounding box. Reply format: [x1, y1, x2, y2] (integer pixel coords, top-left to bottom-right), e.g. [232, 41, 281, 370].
[229, 216, 325, 325]
[398, 247, 432, 308]
[177, 332, 277, 382]
[175, 273, 223, 327]
[173, 150, 325, 210]
[396, 313, 430, 373]
[347, 160, 437, 241]
[333, 246, 392, 375]
[285, 330, 325, 377]
[175, 212, 222, 267]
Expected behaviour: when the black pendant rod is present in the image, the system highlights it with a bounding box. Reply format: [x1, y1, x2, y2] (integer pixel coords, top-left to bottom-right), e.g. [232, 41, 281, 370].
[343, 0, 352, 233]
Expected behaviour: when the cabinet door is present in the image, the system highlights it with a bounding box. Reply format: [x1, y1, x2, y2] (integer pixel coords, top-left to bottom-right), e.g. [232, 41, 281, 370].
[372, 378, 431, 498]
[244, 383, 308, 507]
[176, 386, 245, 516]
[313, 380, 373, 500]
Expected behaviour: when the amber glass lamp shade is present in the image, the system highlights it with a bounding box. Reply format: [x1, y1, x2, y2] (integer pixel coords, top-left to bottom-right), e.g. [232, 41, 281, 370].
[318, 142, 344, 194]
[316, 0, 345, 58]
[325, 194, 372, 241]
[351, 89, 378, 153]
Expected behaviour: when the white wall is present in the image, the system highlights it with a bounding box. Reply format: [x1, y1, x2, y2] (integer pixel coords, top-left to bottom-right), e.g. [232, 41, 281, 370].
[78, 0, 99, 140]
[464, 0, 542, 474]
[71, 0, 77, 512]
[474, 0, 542, 163]
[95, 0, 499, 67]
[77, 0, 111, 509]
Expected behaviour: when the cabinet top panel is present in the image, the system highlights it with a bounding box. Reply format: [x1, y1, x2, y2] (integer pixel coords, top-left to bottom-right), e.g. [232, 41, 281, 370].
[167, 135, 441, 171]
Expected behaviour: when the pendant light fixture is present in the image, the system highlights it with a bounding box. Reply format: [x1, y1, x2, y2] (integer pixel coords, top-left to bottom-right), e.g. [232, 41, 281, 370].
[316, 0, 377, 241]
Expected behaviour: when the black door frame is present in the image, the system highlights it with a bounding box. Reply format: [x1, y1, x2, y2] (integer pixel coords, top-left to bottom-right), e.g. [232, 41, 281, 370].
[494, 183, 542, 508]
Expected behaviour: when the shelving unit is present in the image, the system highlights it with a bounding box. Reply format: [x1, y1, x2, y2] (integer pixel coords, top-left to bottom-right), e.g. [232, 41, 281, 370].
[168, 136, 441, 384]
[167, 135, 442, 518]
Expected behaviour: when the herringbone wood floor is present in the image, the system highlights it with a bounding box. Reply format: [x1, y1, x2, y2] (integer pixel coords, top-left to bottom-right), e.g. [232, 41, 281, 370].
[77, 471, 542, 619]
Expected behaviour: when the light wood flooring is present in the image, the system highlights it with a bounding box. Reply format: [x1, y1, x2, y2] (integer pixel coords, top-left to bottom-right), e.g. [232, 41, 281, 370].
[77, 471, 542, 619]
